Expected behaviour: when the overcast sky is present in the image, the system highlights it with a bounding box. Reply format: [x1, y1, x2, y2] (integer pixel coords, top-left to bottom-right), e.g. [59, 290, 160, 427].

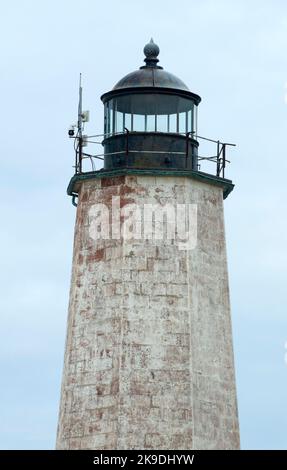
[0, 0, 286, 449]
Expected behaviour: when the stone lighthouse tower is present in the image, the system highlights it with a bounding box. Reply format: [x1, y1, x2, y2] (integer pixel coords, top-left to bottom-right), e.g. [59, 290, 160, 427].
[56, 40, 240, 450]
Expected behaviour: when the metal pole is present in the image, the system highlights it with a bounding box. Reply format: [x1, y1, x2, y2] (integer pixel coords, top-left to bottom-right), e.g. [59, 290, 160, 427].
[216, 140, 220, 177]
[78, 74, 83, 173]
[222, 144, 226, 179]
[125, 128, 129, 165]
[75, 144, 78, 174]
[185, 132, 191, 169]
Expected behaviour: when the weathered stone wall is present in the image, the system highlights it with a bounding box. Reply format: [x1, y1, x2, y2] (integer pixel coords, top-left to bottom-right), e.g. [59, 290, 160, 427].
[56, 175, 240, 450]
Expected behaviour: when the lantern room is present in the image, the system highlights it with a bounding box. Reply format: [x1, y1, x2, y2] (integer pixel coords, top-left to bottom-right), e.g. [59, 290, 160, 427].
[101, 39, 201, 170]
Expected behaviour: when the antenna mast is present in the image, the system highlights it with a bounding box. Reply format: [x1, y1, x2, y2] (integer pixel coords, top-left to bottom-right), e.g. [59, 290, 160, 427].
[68, 74, 90, 175]
[77, 73, 83, 173]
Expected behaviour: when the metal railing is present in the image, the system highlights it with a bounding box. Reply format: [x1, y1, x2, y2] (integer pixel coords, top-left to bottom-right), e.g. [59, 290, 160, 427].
[70, 129, 235, 179]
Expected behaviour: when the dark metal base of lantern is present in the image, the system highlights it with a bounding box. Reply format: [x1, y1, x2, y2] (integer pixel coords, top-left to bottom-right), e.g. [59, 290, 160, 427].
[102, 132, 199, 171]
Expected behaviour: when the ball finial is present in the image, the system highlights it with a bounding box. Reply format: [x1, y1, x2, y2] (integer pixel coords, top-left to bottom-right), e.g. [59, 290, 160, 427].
[143, 38, 160, 66]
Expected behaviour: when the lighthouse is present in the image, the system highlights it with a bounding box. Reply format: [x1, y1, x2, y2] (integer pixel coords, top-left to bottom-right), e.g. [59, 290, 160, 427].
[56, 40, 240, 450]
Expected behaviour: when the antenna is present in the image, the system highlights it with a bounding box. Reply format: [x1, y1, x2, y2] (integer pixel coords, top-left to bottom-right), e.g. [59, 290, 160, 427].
[68, 74, 91, 175]
[78, 74, 83, 136]
[77, 73, 83, 173]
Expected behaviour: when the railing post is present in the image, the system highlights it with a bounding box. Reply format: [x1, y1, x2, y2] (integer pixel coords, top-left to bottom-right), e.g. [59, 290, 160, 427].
[185, 132, 191, 169]
[216, 140, 220, 177]
[222, 143, 226, 178]
[124, 128, 129, 165]
[125, 130, 129, 156]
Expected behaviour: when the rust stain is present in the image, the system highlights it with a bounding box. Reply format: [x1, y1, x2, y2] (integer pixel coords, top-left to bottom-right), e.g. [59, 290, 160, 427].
[87, 248, 105, 263]
[101, 176, 125, 187]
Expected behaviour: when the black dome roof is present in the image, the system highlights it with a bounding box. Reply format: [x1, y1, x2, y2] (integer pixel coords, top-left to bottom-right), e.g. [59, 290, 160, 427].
[113, 67, 190, 92]
[101, 39, 201, 105]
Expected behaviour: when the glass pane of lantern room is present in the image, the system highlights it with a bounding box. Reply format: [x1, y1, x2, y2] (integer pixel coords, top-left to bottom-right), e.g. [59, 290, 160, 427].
[110, 99, 116, 133]
[146, 115, 155, 131]
[104, 103, 107, 135]
[169, 114, 177, 133]
[111, 94, 195, 133]
[157, 115, 168, 132]
[179, 112, 186, 133]
[106, 102, 110, 134]
[116, 111, 123, 133]
[133, 114, 145, 131]
[110, 108, 114, 133]
[125, 113, 132, 131]
[187, 109, 192, 133]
